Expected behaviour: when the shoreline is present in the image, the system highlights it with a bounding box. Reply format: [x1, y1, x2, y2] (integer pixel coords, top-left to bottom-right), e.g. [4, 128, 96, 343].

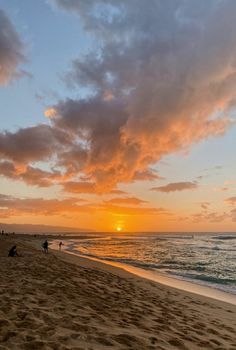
[1, 235, 236, 349]
[49, 239, 236, 306]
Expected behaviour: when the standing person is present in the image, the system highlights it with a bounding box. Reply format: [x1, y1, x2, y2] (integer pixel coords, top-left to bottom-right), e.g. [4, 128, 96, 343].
[42, 240, 48, 253]
[59, 241, 63, 251]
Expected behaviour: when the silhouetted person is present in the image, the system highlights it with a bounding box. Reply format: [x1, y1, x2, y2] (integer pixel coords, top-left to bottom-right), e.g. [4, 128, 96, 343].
[1, 230, 4, 236]
[59, 241, 63, 251]
[42, 240, 48, 253]
[8, 245, 18, 257]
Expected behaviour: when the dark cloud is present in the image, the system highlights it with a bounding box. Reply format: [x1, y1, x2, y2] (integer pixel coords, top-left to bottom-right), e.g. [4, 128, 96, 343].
[0, 161, 15, 178]
[200, 202, 210, 210]
[0, 125, 70, 163]
[151, 182, 198, 193]
[0, 9, 25, 84]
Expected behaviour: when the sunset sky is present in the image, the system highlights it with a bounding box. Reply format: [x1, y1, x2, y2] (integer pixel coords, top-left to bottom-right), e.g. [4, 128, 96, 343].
[0, 0, 236, 232]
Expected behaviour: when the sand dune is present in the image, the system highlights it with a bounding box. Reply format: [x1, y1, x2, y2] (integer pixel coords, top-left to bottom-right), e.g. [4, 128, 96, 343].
[0, 236, 236, 349]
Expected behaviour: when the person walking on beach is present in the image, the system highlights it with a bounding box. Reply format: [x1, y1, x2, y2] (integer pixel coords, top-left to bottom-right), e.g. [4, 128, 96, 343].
[8, 245, 19, 257]
[59, 241, 63, 251]
[42, 240, 48, 254]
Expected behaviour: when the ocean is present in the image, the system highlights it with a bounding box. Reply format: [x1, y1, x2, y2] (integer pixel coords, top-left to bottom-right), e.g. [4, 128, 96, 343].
[51, 232, 236, 296]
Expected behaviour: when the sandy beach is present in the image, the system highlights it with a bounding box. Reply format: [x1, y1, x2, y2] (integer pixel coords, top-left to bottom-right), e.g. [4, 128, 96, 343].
[0, 235, 236, 350]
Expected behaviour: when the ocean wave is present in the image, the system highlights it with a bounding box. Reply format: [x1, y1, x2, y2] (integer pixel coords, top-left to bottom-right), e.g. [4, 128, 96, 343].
[168, 271, 236, 285]
[211, 235, 236, 240]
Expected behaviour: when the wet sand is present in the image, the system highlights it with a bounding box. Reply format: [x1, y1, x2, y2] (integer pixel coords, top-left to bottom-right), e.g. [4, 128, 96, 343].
[0, 235, 236, 349]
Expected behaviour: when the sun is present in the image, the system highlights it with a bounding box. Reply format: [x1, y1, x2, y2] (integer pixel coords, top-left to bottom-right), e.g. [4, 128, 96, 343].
[116, 226, 122, 232]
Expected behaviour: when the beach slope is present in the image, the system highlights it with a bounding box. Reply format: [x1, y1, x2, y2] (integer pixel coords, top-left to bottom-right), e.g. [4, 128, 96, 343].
[0, 236, 236, 350]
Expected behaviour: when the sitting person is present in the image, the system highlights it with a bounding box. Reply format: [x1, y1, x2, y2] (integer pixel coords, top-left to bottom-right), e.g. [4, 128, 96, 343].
[8, 245, 19, 257]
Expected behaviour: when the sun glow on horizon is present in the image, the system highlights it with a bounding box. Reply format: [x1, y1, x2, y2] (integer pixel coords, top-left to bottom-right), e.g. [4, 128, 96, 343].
[116, 226, 123, 232]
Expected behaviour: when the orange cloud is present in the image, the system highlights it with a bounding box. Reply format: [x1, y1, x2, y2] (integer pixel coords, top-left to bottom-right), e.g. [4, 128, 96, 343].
[214, 187, 229, 192]
[231, 209, 236, 221]
[63, 181, 96, 194]
[0, 161, 63, 187]
[99, 204, 169, 216]
[63, 181, 128, 195]
[0, 193, 169, 221]
[189, 211, 230, 223]
[108, 189, 127, 195]
[0, 194, 92, 218]
[104, 197, 147, 206]
[224, 197, 236, 205]
[44, 107, 57, 118]
[224, 180, 236, 185]
[151, 182, 198, 193]
[131, 169, 164, 181]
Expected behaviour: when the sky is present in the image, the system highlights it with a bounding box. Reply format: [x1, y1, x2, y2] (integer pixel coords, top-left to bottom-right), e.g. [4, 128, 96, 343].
[0, 0, 236, 232]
